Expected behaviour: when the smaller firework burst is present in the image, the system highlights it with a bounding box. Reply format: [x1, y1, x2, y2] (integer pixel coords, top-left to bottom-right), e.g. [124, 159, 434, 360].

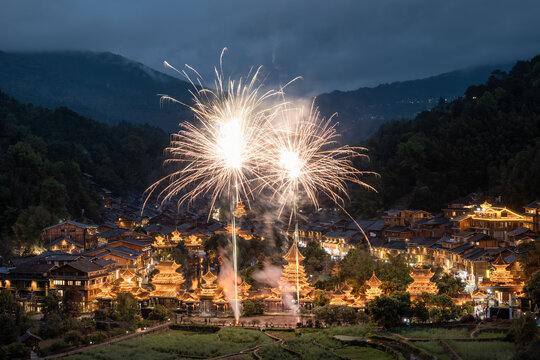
[261, 101, 378, 218]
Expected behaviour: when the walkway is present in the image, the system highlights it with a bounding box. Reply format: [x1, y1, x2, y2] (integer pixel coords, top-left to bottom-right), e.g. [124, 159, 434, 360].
[40, 322, 170, 359]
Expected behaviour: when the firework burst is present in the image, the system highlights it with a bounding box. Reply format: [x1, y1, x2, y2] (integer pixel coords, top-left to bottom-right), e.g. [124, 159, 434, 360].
[261, 101, 378, 218]
[144, 50, 279, 212]
[144, 50, 281, 323]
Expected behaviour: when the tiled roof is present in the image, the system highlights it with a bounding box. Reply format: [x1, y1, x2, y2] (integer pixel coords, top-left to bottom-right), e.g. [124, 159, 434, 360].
[507, 227, 531, 237]
[109, 238, 150, 247]
[98, 228, 129, 238]
[61, 258, 104, 273]
[43, 220, 97, 231]
[382, 240, 407, 250]
[386, 226, 409, 233]
[44, 237, 83, 248]
[524, 200, 540, 209]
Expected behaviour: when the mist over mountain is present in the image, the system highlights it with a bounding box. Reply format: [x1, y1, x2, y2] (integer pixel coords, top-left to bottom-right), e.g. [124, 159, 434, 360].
[0, 51, 193, 132]
[315, 63, 513, 143]
[0, 51, 513, 140]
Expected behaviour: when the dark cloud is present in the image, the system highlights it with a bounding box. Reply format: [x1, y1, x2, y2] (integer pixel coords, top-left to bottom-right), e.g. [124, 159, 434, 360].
[1, 0, 539, 95]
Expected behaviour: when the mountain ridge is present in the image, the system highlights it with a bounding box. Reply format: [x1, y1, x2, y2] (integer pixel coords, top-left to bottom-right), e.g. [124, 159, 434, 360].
[0, 50, 514, 139]
[0, 50, 193, 132]
[315, 62, 514, 143]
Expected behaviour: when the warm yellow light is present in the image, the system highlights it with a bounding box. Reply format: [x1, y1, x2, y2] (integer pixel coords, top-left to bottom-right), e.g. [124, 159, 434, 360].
[218, 118, 244, 169]
[280, 150, 302, 179]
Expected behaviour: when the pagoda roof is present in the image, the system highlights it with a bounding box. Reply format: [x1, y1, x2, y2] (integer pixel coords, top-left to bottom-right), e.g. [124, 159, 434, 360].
[155, 260, 181, 272]
[283, 242, 305, 262]
[202, 270, 218, 283]
[409, 267, 435, 280]
[493, 253, 509, 266]
[238, 280, 251, 291]
[366, 271, 382, 286]
[341, 283, 352, 293]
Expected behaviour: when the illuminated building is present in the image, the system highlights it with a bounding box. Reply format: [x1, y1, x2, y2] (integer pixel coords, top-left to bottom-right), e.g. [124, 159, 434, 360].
[364, 272, 383, 301]
[44, 237, 84, 254]
[406, 268, 438, 300]
[149, 261, 185, 306]
[41, 221, 98, 250]
[49, 258, 110, 312]
[329, 288, 348, 306]
[234, 200, 247, 218]
[523, 200, 540, 231]
[479, 254, 524, 305]
[279, 242, 312, 298]
[451, 202, 525, 241]
[97, 269, 149, 304]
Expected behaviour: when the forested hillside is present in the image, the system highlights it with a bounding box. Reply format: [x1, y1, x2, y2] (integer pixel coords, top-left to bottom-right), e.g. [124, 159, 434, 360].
[0, 92, 168, 254]
[0, 51, 192, 132]
[316, 63, 512, 143]
[357, 55, 540, 215]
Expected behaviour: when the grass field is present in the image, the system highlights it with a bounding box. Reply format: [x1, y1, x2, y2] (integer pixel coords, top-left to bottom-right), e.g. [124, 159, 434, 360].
[393, 327, 469, 339]
[413, 340, 451, 360]
[258, 344, 299, 359]
[65, 328, 273, 360]
[474, 330, 508, 339]
[447, 340, 516, 360]
[335, 346, 394, 360]
[266, 330, 297, 340]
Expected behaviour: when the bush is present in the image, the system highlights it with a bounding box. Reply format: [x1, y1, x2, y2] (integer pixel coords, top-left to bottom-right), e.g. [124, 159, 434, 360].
[6, 342, 30, 359]
[148, 305, 171, 321]
[242, 299, 264, 316]
[63, 330, 83, 345]
[168, 323, 220, 333]
[44, 340, 70, 355]
[508, 314, 538, 348]
[513, 338, 540, 360]
[89, 331, 108, 344]
[313, 305, 360, 326]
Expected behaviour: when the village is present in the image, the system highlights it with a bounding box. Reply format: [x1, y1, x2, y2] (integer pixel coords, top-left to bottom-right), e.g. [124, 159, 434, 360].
[1, 186, 538, 322]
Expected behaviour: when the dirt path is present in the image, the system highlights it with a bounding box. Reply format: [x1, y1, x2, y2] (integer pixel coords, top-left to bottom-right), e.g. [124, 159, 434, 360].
[40, 322, 170, 359]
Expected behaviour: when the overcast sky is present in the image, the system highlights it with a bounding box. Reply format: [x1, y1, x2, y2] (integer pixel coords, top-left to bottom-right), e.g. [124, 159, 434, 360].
[1, 0, 540, 95]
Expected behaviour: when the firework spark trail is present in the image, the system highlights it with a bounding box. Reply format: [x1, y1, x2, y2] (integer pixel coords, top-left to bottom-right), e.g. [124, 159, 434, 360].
[143, 50, 281, 323]
[259, 101, 379, 311]
[260, 101, 378, 221]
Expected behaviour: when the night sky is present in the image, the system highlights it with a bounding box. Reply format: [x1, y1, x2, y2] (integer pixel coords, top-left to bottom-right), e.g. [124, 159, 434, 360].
[1, 0, 540, 95]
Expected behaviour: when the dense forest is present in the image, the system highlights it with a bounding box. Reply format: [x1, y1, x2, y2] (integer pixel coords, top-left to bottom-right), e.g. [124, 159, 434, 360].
[354, 54, 540, 215]
[316, 62, 512, 143]
[0, 51, 192, 132]
[0, 91, 168, 255]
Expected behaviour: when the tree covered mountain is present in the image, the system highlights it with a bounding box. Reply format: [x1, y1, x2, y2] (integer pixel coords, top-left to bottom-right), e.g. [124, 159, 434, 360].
[0, 91, 168, 255]
[316, 63, 513, 143]
[0, 51, 512, 140]
[354, 55, 540, 216]
[0, 51, 192, 132]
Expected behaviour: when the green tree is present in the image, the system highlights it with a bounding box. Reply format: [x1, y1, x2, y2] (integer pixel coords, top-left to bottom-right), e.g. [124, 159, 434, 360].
[437, 273, 464, 298]
[6, 342, 30, 359]
[339, 249, 374, 289]
[376, 255, 413, 286]
[302, 240, 330, 274]
[39, 177, 68, 215]
[148, 305, 171, 321]
[367, 291, 411, 328]
[242, 299, 265, 316]
[43, 290, 61, 318]
[115, 293, 139, 322]
[63, 288, 81, 317]
[525, 270, 540, 307]
[313, 289, 330, 307]
[509, 314, 538, 348]
[0, 289, 17, 314]
[313, 305, 359, 326]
